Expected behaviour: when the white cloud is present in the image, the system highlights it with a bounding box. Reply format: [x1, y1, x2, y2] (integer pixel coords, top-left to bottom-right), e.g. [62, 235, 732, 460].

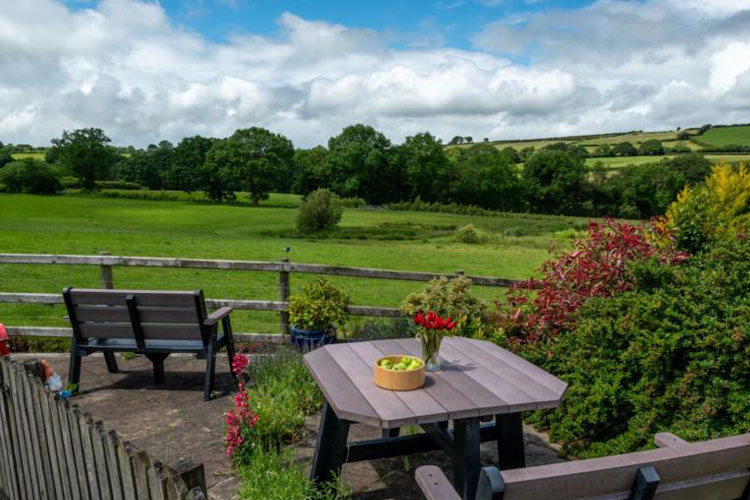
[1, 0, 750, 147]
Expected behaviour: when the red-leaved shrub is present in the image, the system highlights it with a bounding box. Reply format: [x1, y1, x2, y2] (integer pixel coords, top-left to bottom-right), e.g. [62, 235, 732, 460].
[497, 219, 687, 346]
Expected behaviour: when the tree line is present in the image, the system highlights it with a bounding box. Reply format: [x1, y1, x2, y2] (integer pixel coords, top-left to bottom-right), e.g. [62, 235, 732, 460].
[0, 125, 716, 219]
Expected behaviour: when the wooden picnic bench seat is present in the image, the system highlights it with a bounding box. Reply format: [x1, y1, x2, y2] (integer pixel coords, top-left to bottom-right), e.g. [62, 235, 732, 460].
[416, 432, 750, 500]
[63, 287, 237, 401]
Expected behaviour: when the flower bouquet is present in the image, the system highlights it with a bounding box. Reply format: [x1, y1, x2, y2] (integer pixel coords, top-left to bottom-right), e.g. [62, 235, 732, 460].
[413, 311, 456, 372]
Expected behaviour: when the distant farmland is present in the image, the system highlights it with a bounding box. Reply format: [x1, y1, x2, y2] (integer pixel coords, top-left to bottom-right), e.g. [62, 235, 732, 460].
[700, 126, 750, 147]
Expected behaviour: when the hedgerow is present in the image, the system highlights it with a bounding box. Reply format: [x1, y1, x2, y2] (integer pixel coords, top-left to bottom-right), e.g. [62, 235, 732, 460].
[526, 240, 750, 457]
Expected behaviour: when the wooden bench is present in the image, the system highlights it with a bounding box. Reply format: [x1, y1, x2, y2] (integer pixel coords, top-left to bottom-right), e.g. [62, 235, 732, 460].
[416, 433, 750, 500]
[63, 287, 237, 401]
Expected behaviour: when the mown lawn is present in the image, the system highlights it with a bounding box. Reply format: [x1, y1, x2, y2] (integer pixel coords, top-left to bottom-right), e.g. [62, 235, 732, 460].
[0, 194, 588, 338]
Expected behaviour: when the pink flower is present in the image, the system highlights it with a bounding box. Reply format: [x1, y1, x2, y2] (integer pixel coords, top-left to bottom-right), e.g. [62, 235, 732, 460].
[231, 354, 249, 375]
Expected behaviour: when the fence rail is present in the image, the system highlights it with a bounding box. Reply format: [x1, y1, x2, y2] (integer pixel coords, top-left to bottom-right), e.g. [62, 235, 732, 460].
[0, 252, 532, 340]
[0, 356, 206, 500]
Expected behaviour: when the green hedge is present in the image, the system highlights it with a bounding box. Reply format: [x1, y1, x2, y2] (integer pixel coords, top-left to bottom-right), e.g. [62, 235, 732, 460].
[523, 238, 750, 458]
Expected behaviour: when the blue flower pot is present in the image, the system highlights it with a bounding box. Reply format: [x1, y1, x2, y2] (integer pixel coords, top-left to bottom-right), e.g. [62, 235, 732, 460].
[289, 326, 335, 352]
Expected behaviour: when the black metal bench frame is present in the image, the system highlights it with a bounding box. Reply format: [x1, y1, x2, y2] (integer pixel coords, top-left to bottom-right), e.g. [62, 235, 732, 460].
[63, 288, 236, 401]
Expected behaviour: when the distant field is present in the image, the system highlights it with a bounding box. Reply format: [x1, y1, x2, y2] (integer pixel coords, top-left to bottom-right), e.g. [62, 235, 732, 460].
[11, 153, 45, 160]
[0, 194, 588, 339]
[700, 126, 750, 147]
[580, 130, 680, 146]
[70, 190, 304, 208]
[586, 154, 749, 169]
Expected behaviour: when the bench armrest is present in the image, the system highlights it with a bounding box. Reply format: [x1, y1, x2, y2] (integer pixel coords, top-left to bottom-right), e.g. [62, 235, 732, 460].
[416, 466, 461, 500]
[204, 307, 233, 327]
[654, 432, 689, 449]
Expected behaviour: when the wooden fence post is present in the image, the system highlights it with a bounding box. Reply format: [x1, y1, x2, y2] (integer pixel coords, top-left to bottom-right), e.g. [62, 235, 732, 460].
[100, 252, 114, 289]
[279, 258, 290, 335]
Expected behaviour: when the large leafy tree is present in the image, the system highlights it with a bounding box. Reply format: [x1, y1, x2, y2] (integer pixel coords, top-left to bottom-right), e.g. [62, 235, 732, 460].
[612, 141, 638, 157]
[167, 136, 215, 192]
[402, 132, 452, 203]
[523, 149, 588, 214]
[452, 144, 520, 210]
[204, 128, 294, 205]
[50, 128, 117, 189]
[291, 146, 330, 195]
[326, 124, 403, 204]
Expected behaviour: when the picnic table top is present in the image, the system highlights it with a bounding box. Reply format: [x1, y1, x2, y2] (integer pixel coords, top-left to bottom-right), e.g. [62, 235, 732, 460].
[303, 337, 568, 429]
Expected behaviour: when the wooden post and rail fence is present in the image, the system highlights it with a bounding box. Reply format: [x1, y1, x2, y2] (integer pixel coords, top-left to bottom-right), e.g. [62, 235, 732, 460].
[0, 252, 534, 344]
[0, 356, 206, 500]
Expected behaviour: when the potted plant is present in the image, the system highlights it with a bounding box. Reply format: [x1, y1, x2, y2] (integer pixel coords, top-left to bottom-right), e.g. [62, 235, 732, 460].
[287, 278, 350, 351]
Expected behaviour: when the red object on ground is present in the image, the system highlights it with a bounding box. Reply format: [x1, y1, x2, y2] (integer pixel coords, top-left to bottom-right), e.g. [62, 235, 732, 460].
[0, 323, 9, 356]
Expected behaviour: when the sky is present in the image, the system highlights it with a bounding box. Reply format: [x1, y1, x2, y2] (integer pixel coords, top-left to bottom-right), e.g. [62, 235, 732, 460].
[1, 0, 750, 147]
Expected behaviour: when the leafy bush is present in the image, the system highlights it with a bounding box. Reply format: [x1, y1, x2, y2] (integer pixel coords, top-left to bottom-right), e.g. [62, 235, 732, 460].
[225, 349, 322, 464]
[455, 224, 483, 243]
[528, 239, 750, 458]
[0, 159, 62, 194]
[666, 163, 750, 253]
[236, 447, 351, 500]
[288, 278, 350, 332]
[297, 188, 344, 233]
[496, 219, 687, 346]
[402, 276, 488, 338]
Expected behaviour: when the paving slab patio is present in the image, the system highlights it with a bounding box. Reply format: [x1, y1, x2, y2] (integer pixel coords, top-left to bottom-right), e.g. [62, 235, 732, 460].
[12, 352, 566, 500]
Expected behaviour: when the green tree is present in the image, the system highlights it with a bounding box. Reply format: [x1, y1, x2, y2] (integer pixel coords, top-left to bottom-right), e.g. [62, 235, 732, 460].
[0, 147, 12, 168]
[326, 124, 402, 204]
[453, 144, 520, 210]
[291, 146, 330, 194]
[638, 139, 664, 156]
[676, 131, 690, 140]
[402, 132, 452, 202]
[167, 136, 215, 192]
[0, 159, 61, 194]
[205, 128, 294, 205]
[612, 141, 638, 157]
[500, 146, 521, 163]
[523, 150, 587, 214]
[519, 146, 535, 161]
[199, 139, 235, 202]
[50, 128, 116, 189]
[593, 144, 612, 157]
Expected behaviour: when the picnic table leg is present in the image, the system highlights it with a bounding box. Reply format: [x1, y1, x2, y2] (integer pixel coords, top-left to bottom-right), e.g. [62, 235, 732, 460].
[453, 417, 480, 500]
[381, 428, 400, 438]
[495, 413, 525, 470]
[310, 401, 350, 485]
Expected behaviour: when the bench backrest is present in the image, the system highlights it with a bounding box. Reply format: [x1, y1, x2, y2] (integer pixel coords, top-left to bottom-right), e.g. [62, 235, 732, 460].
[499, 434, 750, 500]
[63, 288, 208, 346]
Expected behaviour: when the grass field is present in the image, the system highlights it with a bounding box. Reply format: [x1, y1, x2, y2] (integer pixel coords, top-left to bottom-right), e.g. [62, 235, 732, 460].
[585, 154, 749, 169]
[10, 153, 45, 160]
[0, 194, 588, 340]
[699, 126, 750, 147]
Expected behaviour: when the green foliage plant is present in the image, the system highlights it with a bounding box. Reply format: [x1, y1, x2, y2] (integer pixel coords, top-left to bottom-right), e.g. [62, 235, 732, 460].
[297, 188, 343, 233]
[402, 276, 488, 338]
[455, 224, 483, 243]
[287, 278, 350, 332]
[0, 159, 62, 194]
[527, 239, 750, 458]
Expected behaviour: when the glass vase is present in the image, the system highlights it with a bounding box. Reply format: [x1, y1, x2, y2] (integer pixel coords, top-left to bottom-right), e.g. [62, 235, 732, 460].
[420, 332, 443, 372]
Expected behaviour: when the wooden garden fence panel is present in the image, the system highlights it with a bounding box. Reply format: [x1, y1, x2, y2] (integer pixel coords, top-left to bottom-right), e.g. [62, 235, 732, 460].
[0, 356, 206, 500]
[0, 252, 536, 341]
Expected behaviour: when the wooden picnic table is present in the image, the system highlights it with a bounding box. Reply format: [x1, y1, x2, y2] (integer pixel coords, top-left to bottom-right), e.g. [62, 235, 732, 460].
[303, 337, 568, 500]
